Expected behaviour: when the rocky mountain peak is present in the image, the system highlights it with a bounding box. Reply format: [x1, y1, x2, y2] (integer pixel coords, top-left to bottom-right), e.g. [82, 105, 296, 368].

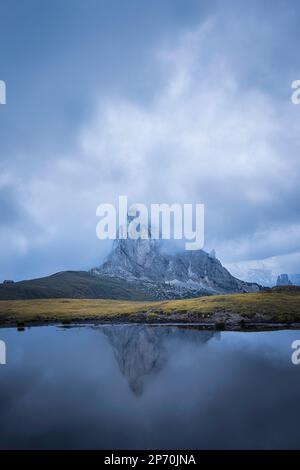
[92, 237, 260, 297]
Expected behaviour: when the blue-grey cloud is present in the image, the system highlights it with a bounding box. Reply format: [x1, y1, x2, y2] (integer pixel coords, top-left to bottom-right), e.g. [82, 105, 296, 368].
[1, 0, 300, 281]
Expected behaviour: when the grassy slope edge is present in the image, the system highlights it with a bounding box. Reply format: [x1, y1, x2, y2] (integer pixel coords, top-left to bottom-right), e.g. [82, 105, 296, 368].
[0, 286, 299, 327]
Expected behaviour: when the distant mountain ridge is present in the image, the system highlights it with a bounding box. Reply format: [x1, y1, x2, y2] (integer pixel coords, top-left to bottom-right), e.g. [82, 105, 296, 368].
[291, 274, 300, 286]
[225, 262, 300, 288]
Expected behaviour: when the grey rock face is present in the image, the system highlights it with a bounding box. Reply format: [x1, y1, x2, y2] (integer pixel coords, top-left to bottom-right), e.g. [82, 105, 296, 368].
[276, 274, 293, 286]
[92, 237, 260, 298]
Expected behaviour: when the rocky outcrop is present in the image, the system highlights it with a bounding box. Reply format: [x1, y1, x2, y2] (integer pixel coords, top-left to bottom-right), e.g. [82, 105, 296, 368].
[92, 237, 260, 298]
[276, 274, 293, 286]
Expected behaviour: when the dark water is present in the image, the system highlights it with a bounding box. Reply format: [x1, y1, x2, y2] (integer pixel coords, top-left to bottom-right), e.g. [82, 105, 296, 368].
[0, 324, 300, 449]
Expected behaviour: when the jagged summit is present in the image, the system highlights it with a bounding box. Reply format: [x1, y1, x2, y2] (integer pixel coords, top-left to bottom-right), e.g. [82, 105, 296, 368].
[93, 237, 165, 281]
[92, 237, 260, 298]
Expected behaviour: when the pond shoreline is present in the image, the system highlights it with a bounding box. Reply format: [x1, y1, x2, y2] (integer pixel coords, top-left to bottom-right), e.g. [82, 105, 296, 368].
[1, 317, 300, 332]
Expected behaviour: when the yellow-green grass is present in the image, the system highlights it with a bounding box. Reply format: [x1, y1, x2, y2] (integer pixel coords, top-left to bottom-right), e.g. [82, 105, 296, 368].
[0, 298, 151, 325]
[0, 288, 300, 326]
[154, 290, 300, 322]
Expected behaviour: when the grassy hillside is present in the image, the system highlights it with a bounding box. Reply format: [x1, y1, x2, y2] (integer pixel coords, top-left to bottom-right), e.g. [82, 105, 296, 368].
[0, 286, 299, 328]
[0, 271, 156, 301]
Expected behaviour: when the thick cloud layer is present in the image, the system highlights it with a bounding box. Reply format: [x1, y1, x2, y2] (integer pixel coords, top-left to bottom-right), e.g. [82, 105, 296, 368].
[1, 0, 300, 280]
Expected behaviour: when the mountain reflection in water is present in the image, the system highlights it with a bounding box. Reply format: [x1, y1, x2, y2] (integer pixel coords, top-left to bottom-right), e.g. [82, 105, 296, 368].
[0, 324, 300, 449]
[101, 325, 218, 394]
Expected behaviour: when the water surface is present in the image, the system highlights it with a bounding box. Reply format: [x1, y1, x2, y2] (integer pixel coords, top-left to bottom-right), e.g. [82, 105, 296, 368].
[0, 324, 300, 449]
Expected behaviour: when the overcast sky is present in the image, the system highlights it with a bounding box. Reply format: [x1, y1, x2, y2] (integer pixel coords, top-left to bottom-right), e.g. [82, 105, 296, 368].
[1, 0, 300, 281]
